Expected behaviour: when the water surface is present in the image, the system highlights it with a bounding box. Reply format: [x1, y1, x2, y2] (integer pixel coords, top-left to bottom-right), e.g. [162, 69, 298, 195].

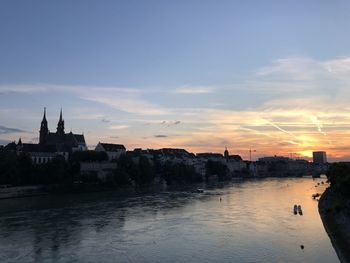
[0, 178, 339, 262]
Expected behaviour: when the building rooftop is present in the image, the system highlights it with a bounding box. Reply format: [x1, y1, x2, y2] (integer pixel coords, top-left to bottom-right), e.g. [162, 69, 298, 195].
[99, 143, 126, 151]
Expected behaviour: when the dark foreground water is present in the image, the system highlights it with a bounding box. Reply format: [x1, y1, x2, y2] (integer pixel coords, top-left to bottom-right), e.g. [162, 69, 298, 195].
[0, 178, 339, 263]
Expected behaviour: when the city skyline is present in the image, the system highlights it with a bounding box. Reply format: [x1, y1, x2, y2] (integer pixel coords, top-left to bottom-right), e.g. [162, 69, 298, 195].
[1, 1, 350, 161]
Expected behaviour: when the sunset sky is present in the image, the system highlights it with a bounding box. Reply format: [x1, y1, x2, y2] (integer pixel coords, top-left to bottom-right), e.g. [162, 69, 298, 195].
[1, 1, 350, 161]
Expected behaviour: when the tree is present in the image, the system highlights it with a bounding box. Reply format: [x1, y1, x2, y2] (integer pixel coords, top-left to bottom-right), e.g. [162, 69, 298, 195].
[137, 156, 154, 184]
[0, 150, 19, 185]
[113, 168, 131, 186]
[16, 152, 33, 185]
[205, 160, 228, 181]
[44, 155, 70, 183]
[327, 163, 350, 197]
[161, 161, 202, 185]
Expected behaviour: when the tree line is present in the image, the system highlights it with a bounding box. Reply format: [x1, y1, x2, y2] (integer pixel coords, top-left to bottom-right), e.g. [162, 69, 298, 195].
[0, 149, 233, 187]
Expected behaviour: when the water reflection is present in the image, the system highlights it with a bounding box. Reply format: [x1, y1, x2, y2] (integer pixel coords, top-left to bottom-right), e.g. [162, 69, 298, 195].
[0, 178, 339, 263]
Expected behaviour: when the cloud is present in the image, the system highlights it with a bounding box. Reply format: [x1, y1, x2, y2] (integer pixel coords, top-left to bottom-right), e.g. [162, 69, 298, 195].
[81, 93, 168, 115]
[101, 118, 111, 123]
[321, 57, 350, 74]
[255, 57, 320, 80]
[0, 84, 169, 116]
[63, 86, 169, 116]
[0, 125, 25, 134]
[161, 120, 181, 127]
[2, 55, 350, 160]
[0, 85, 48, 93]
[154, 135, 168, 138]
[174, 85, 215, 94]
[247, 56, 343, 95]
[109, 125, 129, 130]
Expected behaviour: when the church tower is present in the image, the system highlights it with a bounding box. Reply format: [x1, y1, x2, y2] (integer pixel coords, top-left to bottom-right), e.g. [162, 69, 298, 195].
[224, 146, 229, 160]
[39, 107, 49, 145]
[56, 108, 65, 136]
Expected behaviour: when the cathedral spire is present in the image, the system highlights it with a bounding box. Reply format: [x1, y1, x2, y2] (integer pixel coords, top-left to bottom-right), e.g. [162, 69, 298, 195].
[56, 108, 65, 136]
[43, 107, 47, 122]
[59, 108, 63, 122]
[39, 107, 49, 145]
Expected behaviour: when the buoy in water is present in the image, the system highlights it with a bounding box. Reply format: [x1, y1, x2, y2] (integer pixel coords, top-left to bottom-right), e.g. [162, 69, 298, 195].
[300, 245, 304, 250]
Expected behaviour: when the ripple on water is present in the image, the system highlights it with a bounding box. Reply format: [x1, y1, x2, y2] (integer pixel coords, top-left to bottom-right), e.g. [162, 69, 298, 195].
[0, 178, 339, 263]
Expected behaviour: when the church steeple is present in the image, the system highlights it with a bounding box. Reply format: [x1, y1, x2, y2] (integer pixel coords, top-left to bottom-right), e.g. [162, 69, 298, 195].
[39, 107, 49, 144]
[224, 146, 229, 160]
[56, 108, 65, 136]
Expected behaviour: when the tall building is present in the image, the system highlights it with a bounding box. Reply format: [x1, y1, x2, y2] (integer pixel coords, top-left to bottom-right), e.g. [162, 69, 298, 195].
[313, 151, 327, 164]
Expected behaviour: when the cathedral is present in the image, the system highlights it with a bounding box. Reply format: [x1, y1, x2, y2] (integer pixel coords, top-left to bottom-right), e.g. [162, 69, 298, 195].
[39, 108, 87, 152]
[12, 108, 87, 164]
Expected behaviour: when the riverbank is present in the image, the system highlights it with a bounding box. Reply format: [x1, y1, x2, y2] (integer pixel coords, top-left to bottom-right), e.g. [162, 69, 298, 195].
[0, 184, 129, 199]
[319, 188, 350, 263]
[0, 176, 319, 200]
[0, 185, 48, 199]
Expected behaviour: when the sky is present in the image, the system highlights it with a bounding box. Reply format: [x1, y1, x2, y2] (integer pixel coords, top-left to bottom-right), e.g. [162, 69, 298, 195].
[1, 0, 350, 161]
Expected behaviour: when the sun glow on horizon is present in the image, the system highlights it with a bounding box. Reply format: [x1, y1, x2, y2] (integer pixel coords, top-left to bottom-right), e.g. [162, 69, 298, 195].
[2, 55, 350, 161]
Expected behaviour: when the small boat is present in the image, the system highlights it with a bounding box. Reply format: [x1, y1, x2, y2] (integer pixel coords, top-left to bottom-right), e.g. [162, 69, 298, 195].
[293, 205, 298, 215]
[298, 205, 303, 215]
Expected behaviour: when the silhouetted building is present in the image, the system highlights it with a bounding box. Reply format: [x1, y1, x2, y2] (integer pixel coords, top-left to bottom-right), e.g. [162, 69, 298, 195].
[39, 108, 87, 152]
[4, 141, 17, 151]
[258, 156, 292, 162]
[223, 147, 242, 162]
[229, 155, 243, 161]
[160, 148, 193, 158]
[313, 151, 327, 164]
[18, 143, 59, 164]
[224, 147, 229, 159]
[12, 108, 87, 164]
[196, 153, 223, 162]
[95, 142, 126, 160]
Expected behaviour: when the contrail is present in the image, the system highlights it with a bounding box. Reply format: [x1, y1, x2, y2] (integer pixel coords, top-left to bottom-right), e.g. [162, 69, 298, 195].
[264, 120, 299, 140]
[240, 125, 300, 146]
[238, 126, 275, 138]
[309, 115, 326, 136]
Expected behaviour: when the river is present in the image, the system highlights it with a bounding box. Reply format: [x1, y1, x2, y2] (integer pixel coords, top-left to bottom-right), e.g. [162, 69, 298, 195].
[0, 178, 339, 263]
